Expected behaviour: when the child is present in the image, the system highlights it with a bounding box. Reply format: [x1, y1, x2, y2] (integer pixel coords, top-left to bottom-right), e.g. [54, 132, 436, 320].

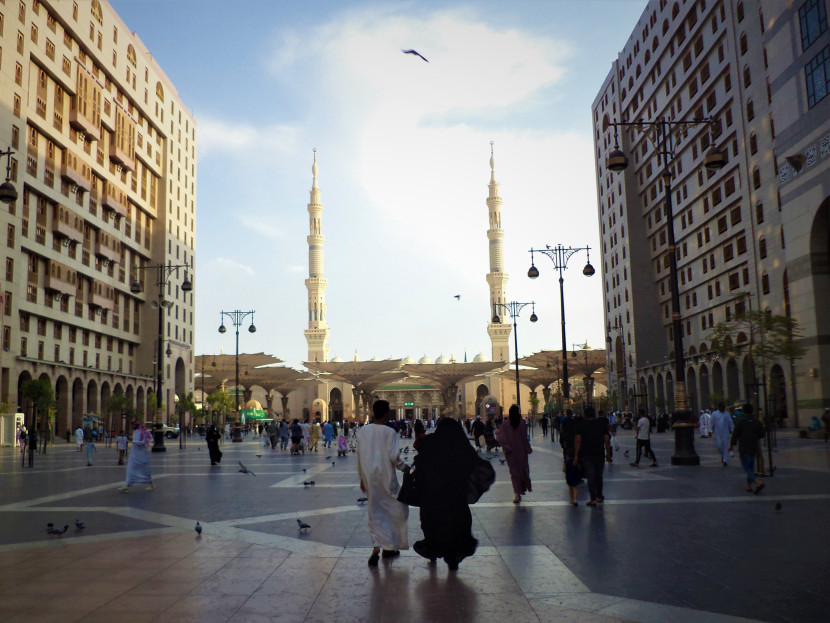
[563, 447, 580, 506]
[116, 430, 128, 465]
[86, 438, 96, 466]
[337, 435, 348, 457]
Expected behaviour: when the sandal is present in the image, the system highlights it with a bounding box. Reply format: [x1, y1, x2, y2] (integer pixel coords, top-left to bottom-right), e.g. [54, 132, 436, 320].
[368, 552, 380, 566]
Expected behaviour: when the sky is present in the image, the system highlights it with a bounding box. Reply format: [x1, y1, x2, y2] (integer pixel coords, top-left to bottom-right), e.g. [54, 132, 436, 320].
[109, 0, 646, 370]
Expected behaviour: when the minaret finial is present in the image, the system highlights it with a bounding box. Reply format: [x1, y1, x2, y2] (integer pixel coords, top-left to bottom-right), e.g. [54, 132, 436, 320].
[312, 148, 318, 187]
[489, 141, 495, 181]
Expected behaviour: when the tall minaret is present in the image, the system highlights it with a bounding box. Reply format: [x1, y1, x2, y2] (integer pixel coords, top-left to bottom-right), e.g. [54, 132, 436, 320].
[304, 149, 330, 362]
[486, 142, 511, 363]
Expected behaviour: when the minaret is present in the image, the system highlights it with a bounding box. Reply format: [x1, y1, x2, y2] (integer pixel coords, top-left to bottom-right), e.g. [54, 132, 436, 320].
[486, 142, 511, 363]
[304, 149, 330, 362]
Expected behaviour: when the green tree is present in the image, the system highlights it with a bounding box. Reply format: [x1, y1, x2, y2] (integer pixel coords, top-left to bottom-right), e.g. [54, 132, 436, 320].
[104, 390, 129, 438]
[21, 379, 56, 451]
[207, 389, 233, 428]
[711, 304, 806, 420]
[178, 392, 197, 432]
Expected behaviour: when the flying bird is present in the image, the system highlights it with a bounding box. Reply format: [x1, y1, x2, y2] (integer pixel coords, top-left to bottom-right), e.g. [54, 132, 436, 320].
[74, 519, 85, 530]
[238, 461, 256, 476]
[357, 497, 368, 504]
[297, 519, 311, 533]
[195, 521, 202, 535]
[454, 295, 461, 300]
[401, 49, 429, 62]
[48, 525, 69, 537]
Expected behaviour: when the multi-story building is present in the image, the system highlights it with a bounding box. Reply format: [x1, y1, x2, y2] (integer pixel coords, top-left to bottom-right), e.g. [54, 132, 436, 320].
[1, 0, 196, 436]
[593, 0, 829, 426]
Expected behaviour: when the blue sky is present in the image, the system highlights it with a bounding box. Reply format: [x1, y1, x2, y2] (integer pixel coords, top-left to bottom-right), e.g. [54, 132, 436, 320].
[109, 0, 646, 369]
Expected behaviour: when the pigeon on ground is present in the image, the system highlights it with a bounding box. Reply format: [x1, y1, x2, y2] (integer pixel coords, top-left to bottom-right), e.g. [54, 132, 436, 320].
[238, 461, 256, 476]
[614, 445, 620, 451]
[624, 450, 630, 457]
[74, 519, 85, 530]
[48, 525, 69, 537]
[357, 497, 368, 504]
[401, 49, 429, 62]
[46, 522, 54, 531]
[332, 461, 336, 466]
[302, 468, 307, 473]
[499, 458, 506, 465]
[255, 454, 262, 458]
[775, 502, 782, 512]
[303, 480, 315, 486]
[195, 521, 202, 535]
[297, 519, 311, 533]
[325, 456, 332, 460]
[403, 447, 410, 453]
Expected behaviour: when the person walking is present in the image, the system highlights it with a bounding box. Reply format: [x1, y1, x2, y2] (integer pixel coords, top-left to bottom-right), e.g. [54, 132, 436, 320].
[118, 419, 154, 493]
[290, 419, 303, 455]
[413, 417, 482, 570]
[471, 415, 485, 451]
[709, 402, 734, 466]
[729, 404, 766, 494]
[279, 420, 290, 450]
[310, 420, 321, 452]
[496, 405, 533, 504]
[323, 420, 334, 448]
[699, 410, 711, 437]
[574, 406, 612, 506]
[116, 430, 128, 465]
[75, 425, 85, 452]
[559, 409, 577, 458]
[85, 437, 96, 466]
[357, 400, 409, 566]
[206, 424, 222, 465]
[630, 408, 658, 467]
[540, 415, 549, 439]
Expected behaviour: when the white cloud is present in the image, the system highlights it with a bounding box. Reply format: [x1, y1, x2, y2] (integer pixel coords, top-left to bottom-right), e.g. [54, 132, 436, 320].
[238, 214, 284, 240]
[197, 117, 301, 159]
[205, 257, 255, 276]
[286, 265, 306, 274]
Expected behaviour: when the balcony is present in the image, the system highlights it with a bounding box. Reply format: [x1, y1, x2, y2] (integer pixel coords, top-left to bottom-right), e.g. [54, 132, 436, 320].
[90, 290, 114, 311]
[109, 143, 135, 172]
[102, 182, 127, 218]
[51, 205, 84, 244]
[44, 270, 76, 298]
[68, 105, 101, 141]
[94, 237, 120, 264]
[60, 154, 92, 192]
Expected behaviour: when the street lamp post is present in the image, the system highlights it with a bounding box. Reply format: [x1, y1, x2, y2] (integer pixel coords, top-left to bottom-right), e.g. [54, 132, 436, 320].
[527, 244, 594, 409]
[130, 262, 193, 452]
[605, 116, 726, 465]
[492, 301, 538, 415]
[218, 310, 256, 442]
[572, 342, 595, 407]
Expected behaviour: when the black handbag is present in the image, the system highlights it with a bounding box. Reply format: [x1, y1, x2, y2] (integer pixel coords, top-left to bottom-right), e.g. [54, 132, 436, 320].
[467, 456, 496, 504]
[397, 469, 420, 507]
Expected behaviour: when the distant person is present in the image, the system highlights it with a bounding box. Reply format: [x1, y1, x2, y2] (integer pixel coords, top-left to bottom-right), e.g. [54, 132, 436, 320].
[357, 400, 409, 566]
[729, 404, 766, 494]
[75, 425, 85, 452]
[559, 409, 577, 458]
[563, 446, 581, 506]
[699, 410, 711, 438]
[310, 420, 321, 452]
[118, 419, 154, 493]
[279, 420, 290, 450]
[116, 430, 128, 465]
[85, 437, 96, 466]
[413, 417, 483, 571]
[471, 416, 485, 451]
[630, 408, 657, 467]
[323, 421, 334, 448]
[574, 406, 612, 506]
[206, 424, 222, 465]
[496, 405, 533, 504]
[290, 419, 303, 455]
[709, 402, 734, 466]
[540, 414, 549, 438]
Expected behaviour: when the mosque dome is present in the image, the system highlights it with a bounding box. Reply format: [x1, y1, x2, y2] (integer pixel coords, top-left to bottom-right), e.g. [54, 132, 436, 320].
[370, 356, 378, 361]
[418, 355, 433, 364]
[473, 353, 487, 362]
[330, 355, 343, 362]
[244, 399, 262, 410]
[435, 355, 449, 364]
[402, 355, 416, 364]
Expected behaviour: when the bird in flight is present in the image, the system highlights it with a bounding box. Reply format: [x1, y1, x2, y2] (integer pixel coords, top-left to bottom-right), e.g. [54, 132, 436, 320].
[454, 295, 461, 300]
[402, 49, 428, 63]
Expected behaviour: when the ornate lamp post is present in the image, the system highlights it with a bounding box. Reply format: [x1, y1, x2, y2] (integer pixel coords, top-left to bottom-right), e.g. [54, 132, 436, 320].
[492, 301, 538, 415]
[218, 310, 256, 442]
[605, 116, 726, 464]
[130, 262, 193, 452]
[527, 244, 594, 408]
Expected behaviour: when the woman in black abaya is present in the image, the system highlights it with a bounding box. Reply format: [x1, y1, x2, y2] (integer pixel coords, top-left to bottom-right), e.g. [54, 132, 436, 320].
[413, 417, 479, 570]
[206, 424, 222, 465]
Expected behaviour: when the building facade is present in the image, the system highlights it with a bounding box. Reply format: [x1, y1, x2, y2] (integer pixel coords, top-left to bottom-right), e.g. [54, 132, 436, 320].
[593, 0, 830, 426]
[2, 0, 196, 435]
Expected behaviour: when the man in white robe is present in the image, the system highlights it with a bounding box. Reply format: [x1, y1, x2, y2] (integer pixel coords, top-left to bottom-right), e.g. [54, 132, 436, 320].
[698, 410, 711, 437]
[119, 419, 155, 492]
[357, 399, 409, 566]
[75, 425, 85, 451]
[709, 402, 734, 466]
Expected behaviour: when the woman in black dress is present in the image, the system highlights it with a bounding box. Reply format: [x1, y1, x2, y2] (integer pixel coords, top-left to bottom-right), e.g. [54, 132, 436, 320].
[206, 424, 222, 465]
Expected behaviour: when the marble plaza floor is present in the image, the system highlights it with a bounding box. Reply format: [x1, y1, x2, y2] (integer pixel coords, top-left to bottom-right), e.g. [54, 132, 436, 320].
[0, 426, 828, 623]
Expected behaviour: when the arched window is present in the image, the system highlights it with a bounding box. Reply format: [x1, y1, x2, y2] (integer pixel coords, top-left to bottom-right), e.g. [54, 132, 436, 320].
[759, 236, 767, 258]
[663, 19, 670, 35]
[761, 272, 770, 294]
[739, 32, 747, 55]
[743, 65, 751, 87]
[746, 99, 755, 120]
[752, 167, 761, 189]
[672, 3, 680, 19]
[749, 132, 757, 154]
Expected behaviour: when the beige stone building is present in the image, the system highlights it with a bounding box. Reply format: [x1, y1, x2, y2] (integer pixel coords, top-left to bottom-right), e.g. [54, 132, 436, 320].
[593, 0, 829, 425]
[2, 0, 196, 435]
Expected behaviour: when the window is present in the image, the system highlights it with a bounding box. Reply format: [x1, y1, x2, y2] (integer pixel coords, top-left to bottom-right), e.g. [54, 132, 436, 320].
[759, 236, 767, 258]
[800, 0, 828, 51]
[756, 202, 765, 224]
[747, 99, 754, 120]
[723, 243, 734, 262]
[743, 65, 752, 88]
[740, 32, 748, 55]
[729, 272, 740, 290]
[736, 235, 747, 254]
[717, 216, 728, 234]
[805, 46, 830, 108]
[730, 206, 742, 226]
[749, 132, 758, 154]
[761, 273, 770, 294]
[752, 167, 761, 189]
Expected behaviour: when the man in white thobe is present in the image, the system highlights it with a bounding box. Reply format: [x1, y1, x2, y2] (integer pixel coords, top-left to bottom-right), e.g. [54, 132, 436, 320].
[709, 402, 734, 466]
[357, 399, 409, 566]
[698, 410, 711, 437]
[75, 426, 85, 451]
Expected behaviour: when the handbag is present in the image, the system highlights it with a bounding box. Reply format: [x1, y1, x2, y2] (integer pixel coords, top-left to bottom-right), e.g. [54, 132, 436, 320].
[397, 469, 420, 507]
[467, 455, 496, 504]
